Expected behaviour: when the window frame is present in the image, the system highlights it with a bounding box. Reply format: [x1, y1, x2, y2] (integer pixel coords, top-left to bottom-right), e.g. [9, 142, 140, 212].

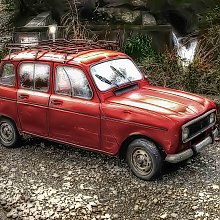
[0, 62, 16, 87]
[18, 61, 51, 93]
[54, 65, 93, 100]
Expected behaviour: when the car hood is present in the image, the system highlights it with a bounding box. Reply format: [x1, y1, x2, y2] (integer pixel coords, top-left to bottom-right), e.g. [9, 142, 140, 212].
[107, 86, 214, 120]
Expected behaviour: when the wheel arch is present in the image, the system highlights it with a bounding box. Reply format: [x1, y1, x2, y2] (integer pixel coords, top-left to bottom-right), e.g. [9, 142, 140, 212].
[118, 134, 166, 159]
[0, 115, 20, 131]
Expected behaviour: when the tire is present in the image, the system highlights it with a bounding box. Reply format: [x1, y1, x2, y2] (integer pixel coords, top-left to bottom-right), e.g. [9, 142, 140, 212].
[126, 139, 162, 180]
[0, 118, 20, 148]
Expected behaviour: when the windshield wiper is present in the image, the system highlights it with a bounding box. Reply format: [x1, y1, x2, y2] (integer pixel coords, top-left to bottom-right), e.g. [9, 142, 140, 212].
[95, 74, 119, 87]
[110, 66, 132, 84]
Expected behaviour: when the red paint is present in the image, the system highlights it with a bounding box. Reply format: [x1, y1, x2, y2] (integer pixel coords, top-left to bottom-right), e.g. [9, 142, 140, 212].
[0, 49, 217, 157]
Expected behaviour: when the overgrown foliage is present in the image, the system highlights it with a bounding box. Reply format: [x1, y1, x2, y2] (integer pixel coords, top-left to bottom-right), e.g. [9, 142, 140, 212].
[122, 35, 158, 62]
[61, 0, 95, 40]
[140, 49, 220, 95]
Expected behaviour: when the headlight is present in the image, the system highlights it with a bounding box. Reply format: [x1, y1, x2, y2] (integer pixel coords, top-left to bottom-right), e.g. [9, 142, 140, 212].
[182, 127, 190, 141]
[209, 113, 216, 124]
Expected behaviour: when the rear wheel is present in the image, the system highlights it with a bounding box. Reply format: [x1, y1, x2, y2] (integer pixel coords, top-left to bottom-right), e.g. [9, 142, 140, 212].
[126, 139, 162, 180]
[0, 118, 20, 148]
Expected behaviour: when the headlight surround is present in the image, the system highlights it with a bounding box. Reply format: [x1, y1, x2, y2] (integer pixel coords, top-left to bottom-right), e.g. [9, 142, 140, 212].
[182, 127, 190, 141]
[209, 112, 216, 124]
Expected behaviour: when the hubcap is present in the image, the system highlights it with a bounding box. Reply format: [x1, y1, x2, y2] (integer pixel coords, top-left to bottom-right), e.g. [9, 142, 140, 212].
[0, 122, 14, 144]
[132, 149, 152, 175]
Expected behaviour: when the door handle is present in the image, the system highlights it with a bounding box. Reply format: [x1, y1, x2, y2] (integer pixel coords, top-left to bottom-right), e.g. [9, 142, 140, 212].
[51, 100, 63, 105]
[19, 94, 29, 99]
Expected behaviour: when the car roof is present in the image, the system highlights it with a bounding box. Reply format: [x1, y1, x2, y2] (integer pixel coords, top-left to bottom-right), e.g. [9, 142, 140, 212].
[3, 39, 127, 66]
[4, 49, 127, 66]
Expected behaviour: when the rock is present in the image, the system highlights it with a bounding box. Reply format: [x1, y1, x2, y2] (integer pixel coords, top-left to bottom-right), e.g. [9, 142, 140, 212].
[160, 213, 168, 219]
[98, 7, 141, 24]
[6, 211, 13, 218]
[52, 173, 59, 178]
[113, 214, 119, 218]
[192, 206, 198, 210]
[134, 205, 139, 211]
[153, 198, 158, 204]
[131, 0, 148, 7]
[212, 185, 219, 190]
[103, 0, 149, 8]
[171, 213, 178, 218]
[75, 202, 82, 209]
[199, 192, 205, 197]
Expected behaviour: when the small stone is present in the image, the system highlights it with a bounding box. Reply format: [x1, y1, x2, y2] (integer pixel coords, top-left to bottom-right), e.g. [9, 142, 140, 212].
[199, 192, 205, 197]
[7, 180, 13, 186]
[192, 206, 198, 210]
[112, 190, 117, 195]
[171, 213, 178, 218]
[212, 185, 219, 190]
[153, 199, 158, 204]
[104, 214, 111, 218]
[70, 212, 76, 216]
[11, 168, 17, 172]
[134, 205, 139, 211]
[113, 214, 119, 219]
[67, 171, 72, 175]
[7, 211, 13, 218]
[12, 213, 18, 219]
[160, 213, 168, 219]
[75, 202, 82, 209]
[52, 173, 59, 178]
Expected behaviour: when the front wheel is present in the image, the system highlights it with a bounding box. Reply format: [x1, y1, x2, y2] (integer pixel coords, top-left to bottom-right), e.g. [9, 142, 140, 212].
[126, 139, 163, 180]
[0, 118, 20, 148]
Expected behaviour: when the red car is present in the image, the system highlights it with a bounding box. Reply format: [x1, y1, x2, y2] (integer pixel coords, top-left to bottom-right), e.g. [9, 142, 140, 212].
[0, 40, 218, 180]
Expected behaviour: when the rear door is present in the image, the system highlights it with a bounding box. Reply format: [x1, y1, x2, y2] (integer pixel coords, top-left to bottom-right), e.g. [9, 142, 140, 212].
[48, 64, 101, 149]
[17, 61, 52, 136]
[0, 62, 19, 125]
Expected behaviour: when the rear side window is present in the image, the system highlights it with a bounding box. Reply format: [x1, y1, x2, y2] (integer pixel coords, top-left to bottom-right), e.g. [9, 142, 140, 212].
[55, 66, 92, 100]
[0, 63, 15, 86]
[19, 63, 50, 92]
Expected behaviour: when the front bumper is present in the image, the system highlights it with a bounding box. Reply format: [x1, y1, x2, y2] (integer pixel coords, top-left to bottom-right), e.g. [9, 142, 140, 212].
[165, 128, 219, 163]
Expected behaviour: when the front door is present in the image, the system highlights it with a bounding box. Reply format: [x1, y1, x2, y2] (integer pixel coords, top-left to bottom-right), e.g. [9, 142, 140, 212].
[17, 62, 51, 136]
[49, 64, 100, 149]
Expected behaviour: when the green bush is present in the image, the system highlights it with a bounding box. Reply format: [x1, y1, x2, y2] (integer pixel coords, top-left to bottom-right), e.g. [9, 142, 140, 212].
[123, 34, 158, 62]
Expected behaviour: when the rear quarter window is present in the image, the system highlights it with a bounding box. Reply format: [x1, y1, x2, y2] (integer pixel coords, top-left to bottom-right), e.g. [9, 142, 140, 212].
[0, 63, 15, 86]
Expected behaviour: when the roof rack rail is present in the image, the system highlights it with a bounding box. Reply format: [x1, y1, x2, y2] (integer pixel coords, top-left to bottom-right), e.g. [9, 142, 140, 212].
[7, 39, 119, 58]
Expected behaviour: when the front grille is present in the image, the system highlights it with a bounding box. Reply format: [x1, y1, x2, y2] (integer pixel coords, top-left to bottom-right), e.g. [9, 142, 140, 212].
[188, 115, 210, 137]
[182, 109, 216, 143]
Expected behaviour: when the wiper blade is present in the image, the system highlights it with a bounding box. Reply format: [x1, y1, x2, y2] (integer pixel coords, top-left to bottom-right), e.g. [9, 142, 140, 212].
[95, 74, 119, 87]
[110, 66, 132, 83]
[95, 74, 112, 85]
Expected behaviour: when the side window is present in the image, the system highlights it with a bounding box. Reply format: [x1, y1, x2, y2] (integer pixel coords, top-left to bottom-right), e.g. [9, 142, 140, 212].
[19, 63, 50, 92]
[55, 66, 92, 99]
[55, 67, 72, 96]
[20, 63, 34, 89]
[34, 64, 50, 92]
[0, 63, 15, 86]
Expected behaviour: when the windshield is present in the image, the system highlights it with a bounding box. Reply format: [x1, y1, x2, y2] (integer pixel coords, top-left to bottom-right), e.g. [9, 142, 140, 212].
[90, 58, 143, 91]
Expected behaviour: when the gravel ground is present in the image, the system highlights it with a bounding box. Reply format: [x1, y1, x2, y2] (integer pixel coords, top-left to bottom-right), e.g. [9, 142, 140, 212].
[0, 135, 219, 220]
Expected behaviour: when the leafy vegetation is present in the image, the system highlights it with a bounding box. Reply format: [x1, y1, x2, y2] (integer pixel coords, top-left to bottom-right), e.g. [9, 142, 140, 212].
[122, 35, 158, 62]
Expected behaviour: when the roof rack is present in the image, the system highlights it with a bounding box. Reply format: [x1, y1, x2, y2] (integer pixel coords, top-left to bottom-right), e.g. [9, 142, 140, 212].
[7, 39, 119, 61]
